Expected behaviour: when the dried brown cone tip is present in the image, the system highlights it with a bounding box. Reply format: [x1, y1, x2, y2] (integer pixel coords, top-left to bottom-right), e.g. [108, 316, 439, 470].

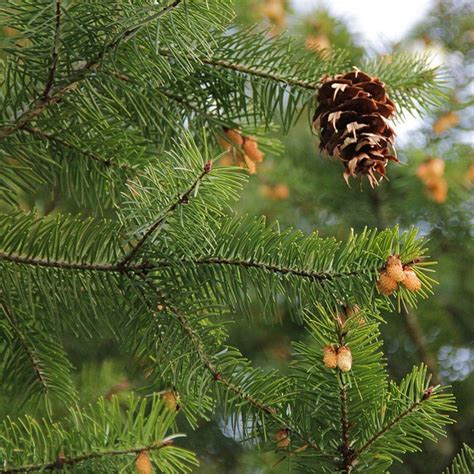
[386, 255, 406, 283]
[323, 344, 338, 369]
[402, 267, 422, 292]
[312, 69, 398, 187]
[337, 346, 352, 372]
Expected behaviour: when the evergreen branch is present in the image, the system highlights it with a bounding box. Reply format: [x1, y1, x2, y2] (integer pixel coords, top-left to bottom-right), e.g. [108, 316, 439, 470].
[139, 273, 326, 456]
[0, 0, 184, 141]
[0, 441, 172, 473]
[338, 378, 353, 473]
[171, 256, 362, 282]
[0, 252, 133, 272]
[117, 162, 212, 268]
[20, 126, 131, 171]
[157, 48, 321, 91]
[355, 389, 433, 457]
[41, 0, 62, 99]
[0, 301, 48, 394]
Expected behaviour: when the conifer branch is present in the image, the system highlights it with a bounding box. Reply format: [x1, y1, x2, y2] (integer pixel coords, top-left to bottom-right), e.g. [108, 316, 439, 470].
[0, 440, 172, 473]
[338, 378, 353, 473]
[157, 48, 321, 91]
[0, 0, 184, 141]
[20, 127, 131, 171]
[139, 273, 327, 456]
[355, 388, 434, 458]
[41, 0, 62, 99]
[173, 256, 363, 282]
[0, 301, 48, 394]
[117, 162, 212, 268]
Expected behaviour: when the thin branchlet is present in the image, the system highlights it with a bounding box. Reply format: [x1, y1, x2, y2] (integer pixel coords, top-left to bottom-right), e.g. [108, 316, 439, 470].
[0, 441, 172, 473]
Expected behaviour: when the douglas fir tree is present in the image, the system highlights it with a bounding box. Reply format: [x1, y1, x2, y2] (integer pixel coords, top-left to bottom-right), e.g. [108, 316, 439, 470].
[0, 1, 468, 472]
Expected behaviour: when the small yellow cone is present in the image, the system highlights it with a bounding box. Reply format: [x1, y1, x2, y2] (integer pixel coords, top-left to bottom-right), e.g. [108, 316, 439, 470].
[386, 255, 406, 283]
[337, 346, 352, 373]
[323, 345, 338, 369]
[402, 269, 422, 292]
[377, 271, 398, 296]
[135, 451, 153, 474]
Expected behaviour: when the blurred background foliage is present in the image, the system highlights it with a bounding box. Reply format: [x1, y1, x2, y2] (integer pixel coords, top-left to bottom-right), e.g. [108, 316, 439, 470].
[0, 0, 472, 472]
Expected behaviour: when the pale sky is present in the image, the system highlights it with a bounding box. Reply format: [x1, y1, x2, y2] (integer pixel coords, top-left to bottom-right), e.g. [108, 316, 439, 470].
[292, 0, 434, 50]
[292, 0, 436, 144]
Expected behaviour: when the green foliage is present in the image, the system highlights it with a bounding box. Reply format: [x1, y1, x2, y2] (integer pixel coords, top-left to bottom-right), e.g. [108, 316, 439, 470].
[443, 444, 474, 474]
[0, 0, 464, 472]
[0, 395, 198, 473]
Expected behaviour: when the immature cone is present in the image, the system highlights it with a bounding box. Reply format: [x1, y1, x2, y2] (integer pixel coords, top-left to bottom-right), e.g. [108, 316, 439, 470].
[135, 451, 153, 474]
[323, 344, 338, 369]
[386, 255, 406, 283]
[337, 346, 352, 372]
[377, 270, 398, 296]
[273, 428, 290, 449]
[402, 268, 422, 292]
[219, 128, 265, 174]
[312, 69, 398, 187]
[162, 391, 180, 412]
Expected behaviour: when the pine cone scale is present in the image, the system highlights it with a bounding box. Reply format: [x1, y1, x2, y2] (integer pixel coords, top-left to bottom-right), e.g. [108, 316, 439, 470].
[313, 69, 398, 186]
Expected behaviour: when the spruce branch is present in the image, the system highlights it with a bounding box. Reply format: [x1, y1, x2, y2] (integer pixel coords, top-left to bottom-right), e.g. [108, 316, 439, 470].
[338, 380, 353, 473]
[20, 127, 131, 171]
[0, 441, 172, 473]
[139, 273, 327, 456]
[162, 256, 363, 282]
[117, 162, 212, 268]
[0, 0, 184, 141]
[0, 301, 48, 395]
[355, 387, 434, 458]
[157, 47, 321, 91]
[41, 0, 62, 100]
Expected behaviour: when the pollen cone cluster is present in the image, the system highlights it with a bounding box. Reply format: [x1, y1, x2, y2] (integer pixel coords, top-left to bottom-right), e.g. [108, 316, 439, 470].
[312, 69, 398, 186]
[377, 255, 422, 295]
[219, 128, 265, 174]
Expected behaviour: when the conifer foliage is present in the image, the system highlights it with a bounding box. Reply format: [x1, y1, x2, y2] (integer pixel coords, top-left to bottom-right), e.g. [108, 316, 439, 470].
[0, 1, 457, 472]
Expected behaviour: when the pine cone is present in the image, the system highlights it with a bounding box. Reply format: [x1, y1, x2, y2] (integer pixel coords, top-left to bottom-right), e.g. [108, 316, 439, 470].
[313, 69, 398, 186]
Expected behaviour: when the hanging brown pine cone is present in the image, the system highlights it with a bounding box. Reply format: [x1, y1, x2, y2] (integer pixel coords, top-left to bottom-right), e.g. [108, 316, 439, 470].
[312, 69, 398, 187]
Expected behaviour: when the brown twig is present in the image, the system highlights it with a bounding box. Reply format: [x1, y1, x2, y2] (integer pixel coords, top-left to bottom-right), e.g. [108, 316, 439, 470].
[157, 48, 321, 91]
[116, 162, 212, 268]
[41, 0, 62, 99]
[0, 440, 172, 473]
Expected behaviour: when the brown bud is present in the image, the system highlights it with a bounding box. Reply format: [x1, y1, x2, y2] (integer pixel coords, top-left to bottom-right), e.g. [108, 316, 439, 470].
[337, 346, 352, 372]
[386, 255, 406, 283]
[273, 428, 290, 449]
[401, 268, 422, 292]
[243, 137, 265, 163]
[162, 391, 179, 412]
[323, 345, 338, 369]
[224, 128, 243, 146]
[377, 270, 398, 296]
[135, 451, 153, 474]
